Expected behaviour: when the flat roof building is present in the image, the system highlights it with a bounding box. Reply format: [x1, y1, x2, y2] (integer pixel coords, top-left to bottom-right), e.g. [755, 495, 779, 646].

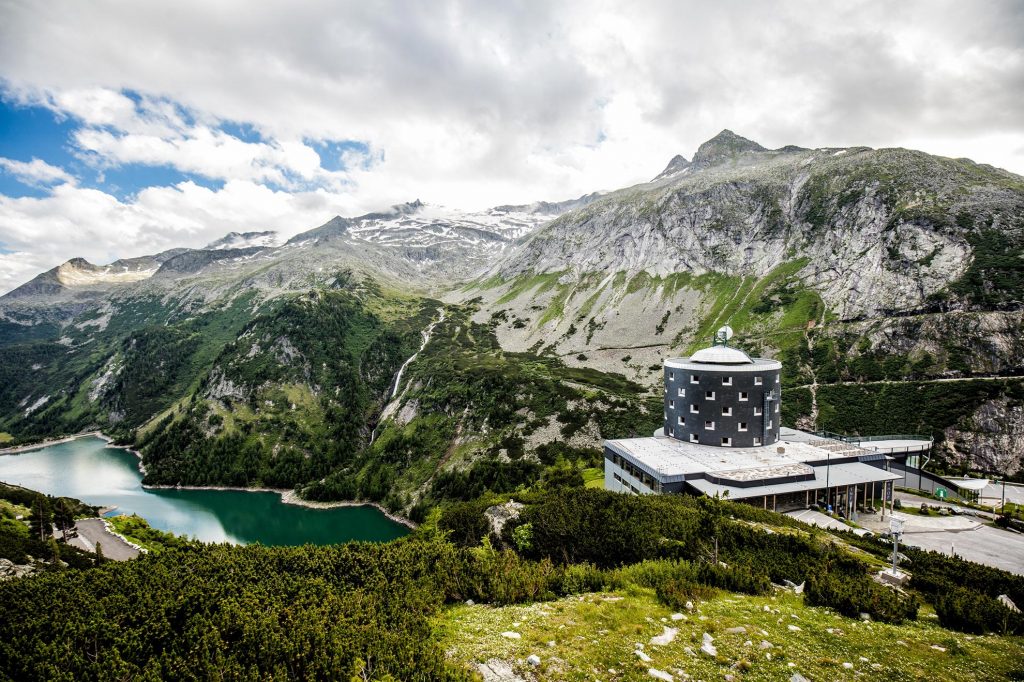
[603, 331, 928, 516]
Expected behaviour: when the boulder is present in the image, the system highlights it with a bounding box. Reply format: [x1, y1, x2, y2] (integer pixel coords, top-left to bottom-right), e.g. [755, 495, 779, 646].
[648, 669, 673, 682]
[650, 627, 678, 646]
[526, 655, 541, 667]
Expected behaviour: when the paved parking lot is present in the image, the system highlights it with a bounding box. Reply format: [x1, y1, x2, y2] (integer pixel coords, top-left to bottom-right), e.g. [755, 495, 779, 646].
[857, 507, 1024, 575]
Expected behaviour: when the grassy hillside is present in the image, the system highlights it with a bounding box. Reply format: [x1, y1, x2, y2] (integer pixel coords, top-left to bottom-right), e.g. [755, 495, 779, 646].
[2, 489, 1020, 680]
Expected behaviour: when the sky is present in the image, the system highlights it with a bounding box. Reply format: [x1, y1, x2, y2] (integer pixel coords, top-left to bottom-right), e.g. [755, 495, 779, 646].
[0, 0, 1022, 294]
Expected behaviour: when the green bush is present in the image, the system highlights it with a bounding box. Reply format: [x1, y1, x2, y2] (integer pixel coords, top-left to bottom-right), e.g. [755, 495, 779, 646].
[933, 586, 1024, 635]
[805, 570, 918, 624]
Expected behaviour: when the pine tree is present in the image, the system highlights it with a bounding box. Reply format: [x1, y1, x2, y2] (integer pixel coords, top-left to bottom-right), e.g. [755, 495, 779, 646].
[28, 496, 53, 542]
[53, 498, 75, 543]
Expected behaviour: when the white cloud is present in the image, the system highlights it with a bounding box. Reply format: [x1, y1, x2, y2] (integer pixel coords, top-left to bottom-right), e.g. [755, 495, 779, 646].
[0, 180, 357, 294]
[0, 157, 74, 187]
[0, 0, 1022, 293]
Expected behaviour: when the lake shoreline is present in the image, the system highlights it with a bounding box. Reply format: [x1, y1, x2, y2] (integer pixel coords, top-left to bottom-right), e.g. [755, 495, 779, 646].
[1, 431, 417, 529]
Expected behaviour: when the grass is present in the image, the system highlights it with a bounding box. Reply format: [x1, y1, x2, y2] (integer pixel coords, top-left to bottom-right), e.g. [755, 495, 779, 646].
[582, 467, 604, 489]
[436, 589, 1024, 681]
[0, 432, 13, 445]
[106, 513, 189, 553]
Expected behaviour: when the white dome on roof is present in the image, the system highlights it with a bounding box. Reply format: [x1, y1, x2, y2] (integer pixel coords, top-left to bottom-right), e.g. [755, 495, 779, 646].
[688, 346, 754, 365]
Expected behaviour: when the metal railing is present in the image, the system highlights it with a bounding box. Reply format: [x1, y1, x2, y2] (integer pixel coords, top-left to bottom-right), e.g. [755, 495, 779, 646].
[810, 431, 932, 445]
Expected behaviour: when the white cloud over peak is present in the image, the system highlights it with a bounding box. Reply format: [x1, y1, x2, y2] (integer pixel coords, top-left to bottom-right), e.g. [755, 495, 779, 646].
[0, 0, 1022, 294]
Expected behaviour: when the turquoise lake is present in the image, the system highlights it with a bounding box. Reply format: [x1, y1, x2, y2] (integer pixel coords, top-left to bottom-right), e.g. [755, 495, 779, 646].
[0, 436, 409, 545]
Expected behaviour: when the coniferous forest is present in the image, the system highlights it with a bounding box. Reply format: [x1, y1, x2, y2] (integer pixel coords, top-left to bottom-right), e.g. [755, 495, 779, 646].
[2, 486, 1022, 680]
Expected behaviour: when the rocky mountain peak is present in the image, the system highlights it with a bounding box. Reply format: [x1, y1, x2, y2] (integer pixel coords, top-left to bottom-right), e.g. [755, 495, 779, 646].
[205, 231, 279, 250]
[652, 154, 692, 182]
[692, 129, 766, 165]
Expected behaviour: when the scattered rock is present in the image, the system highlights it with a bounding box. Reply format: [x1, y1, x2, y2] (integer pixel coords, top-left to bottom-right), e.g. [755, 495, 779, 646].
[484, 501, 524, 538]
[671, 613, 686, 621]
[683, 646, 696, 657]
[702, 632, 714, 644]
[547, 640, 555, 648]
[500, 631, 521, 640]
[794, 581, 805, 595]
[787, 624, 801, 632]
[859, 656, 869, 663]
[763, 605, 771, 612]
[842, 662, 854, 669]
[700, 642, 717, 657]
[650, 627, 678, 646]
[759, 640, 773, 649]
[931, 645, 947, 652]
[478, 659, 527, 682]
[859, 612, 871, 621]
[0, 558, 35, 580]
[636, 650, 653, 663]
[526, 655, 541, 667]
[789, 674, 810, 682]
[998, 594, 1021, 613]
[724, 626, 747, 634]
[648, 669, 673, 682]
[743, 640, 752, 647]
[685, 600, 694, 610]
[465, 599, 475, 606]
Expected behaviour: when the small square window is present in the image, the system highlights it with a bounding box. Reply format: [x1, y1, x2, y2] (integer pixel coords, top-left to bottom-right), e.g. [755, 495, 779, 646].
[754, 376, 763, 386]
[738, 422, 747, 431]
[768, 420, 773, 429]
[677, 415, 685, 425]
[754, 407, 763, 416]
[722, 406, 732, 416]
[739, 391, 748, 401]
[669, 371, 674, 381]
[678, 387, 685, 397]
[691, 375, 700, 384]
[722, 376, 732, 386]
[705, 420, 715, 430]
[706, 391, 715, 400]
[690, 404, 699, 414]
[753, 437, 762, 446]
[721, 437, 732, 446]
[775, 403, 780, 413]
[776, 375, 780, 383]
[690, 433, 699, 443]
[669, 400, 675, 409]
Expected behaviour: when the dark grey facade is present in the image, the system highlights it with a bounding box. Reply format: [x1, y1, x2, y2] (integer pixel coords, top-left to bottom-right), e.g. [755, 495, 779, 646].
[663, 353, 781, 448]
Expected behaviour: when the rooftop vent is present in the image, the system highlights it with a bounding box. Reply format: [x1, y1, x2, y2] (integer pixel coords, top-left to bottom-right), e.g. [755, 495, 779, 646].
[689, 346, 754, 365]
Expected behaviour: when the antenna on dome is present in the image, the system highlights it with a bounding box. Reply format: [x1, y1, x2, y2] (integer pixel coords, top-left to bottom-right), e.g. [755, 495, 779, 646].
[714, 325, 734, 346]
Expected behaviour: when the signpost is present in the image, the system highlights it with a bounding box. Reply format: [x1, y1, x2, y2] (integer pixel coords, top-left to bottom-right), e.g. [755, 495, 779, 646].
[935, 487, 947, 500]
[889, 517, 904, 575]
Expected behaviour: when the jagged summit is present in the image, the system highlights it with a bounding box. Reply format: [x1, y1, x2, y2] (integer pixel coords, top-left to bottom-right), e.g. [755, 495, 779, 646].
[652, 130, 768, 181]
[691, 129, 766, 165]
[205, 231, 279, 250]
[652, 154, 692, 182]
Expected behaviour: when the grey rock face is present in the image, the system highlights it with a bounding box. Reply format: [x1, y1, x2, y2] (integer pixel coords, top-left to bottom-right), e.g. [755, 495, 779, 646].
[943, 398, 1024, 476]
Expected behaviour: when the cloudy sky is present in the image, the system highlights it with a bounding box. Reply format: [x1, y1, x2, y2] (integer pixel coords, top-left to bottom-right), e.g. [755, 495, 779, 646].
[0, 0, 1022, 294]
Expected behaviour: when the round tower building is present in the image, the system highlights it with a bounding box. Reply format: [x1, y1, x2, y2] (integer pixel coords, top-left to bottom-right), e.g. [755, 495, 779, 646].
[663, 344, 781, 448]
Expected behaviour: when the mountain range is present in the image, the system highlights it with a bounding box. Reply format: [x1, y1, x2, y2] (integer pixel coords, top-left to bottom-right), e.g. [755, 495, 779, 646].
[2, 130, 1022, 515]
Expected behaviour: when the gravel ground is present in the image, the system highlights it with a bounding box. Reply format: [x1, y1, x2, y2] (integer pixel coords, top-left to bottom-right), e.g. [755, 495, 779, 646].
[67, 518, 140, 561]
